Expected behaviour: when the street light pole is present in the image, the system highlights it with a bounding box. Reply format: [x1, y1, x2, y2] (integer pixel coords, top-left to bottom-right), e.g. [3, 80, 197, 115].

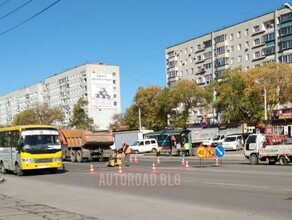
[133, 102, 142, 131]
[255, 80, 267, 121]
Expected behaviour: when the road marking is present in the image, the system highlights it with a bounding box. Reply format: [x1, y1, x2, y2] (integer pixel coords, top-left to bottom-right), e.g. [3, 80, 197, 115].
[203, 181, 269, 189]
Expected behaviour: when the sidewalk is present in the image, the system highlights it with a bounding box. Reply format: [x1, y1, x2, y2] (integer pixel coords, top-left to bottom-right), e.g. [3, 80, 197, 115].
[0, 193, 98, 220]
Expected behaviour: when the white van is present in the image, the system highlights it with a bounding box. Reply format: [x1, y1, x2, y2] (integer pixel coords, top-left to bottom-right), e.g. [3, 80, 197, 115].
[130, 139, 158, 154]
[222, 135, 244, 151]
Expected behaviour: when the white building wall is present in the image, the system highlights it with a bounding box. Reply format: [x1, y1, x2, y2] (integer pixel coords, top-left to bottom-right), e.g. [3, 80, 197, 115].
[0, 63, 121, 130]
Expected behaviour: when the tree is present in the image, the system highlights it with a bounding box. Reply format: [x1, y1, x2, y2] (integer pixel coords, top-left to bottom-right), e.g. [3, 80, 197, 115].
[245, 62, 292, 120]
[124, 86, 169, 130]
[13, 109, 37, 125]
[168, 79, 204, 128]
[215, 68, 261, 122]
[108, 113, 127, 131]
[69, 98, 94, 130]
[12, 103, 64, 125]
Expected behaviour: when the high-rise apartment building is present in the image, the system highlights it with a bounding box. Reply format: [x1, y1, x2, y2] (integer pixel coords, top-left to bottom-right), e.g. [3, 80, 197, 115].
[0, 63, 121, 129]
[165, 5, 292, 123]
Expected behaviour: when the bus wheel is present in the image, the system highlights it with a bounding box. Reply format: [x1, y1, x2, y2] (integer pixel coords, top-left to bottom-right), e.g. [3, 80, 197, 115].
[76, 150, 83, 163]
[279, 156, 288, 166]
[15, 163, 23, 176]
[0, 162, 6, 174]
[70, 150, 77, 162]
[249, 154, 258, 165]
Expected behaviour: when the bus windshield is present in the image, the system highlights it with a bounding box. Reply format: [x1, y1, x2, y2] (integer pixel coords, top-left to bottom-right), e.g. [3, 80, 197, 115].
[21, 129, 61, 153]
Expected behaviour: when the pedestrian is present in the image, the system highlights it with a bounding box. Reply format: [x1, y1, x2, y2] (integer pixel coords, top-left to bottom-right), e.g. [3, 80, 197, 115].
[176, 141, 181, 156]
[183, 141, 190, 157]
[122, 142, 131, 166]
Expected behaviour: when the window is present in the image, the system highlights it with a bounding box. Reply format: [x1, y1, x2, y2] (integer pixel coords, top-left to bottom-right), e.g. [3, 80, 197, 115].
[238, 44, 242, 50]
[214, 34, 225, 43]
[204, 51, 212, 59]
[253, 25, 260, 32]
[190, 47, 193, 53]
[230, 46, 234, 51]
[230, 34, 233, 41]
[238, 56, 242, 63]
[280, 54, 292, 63]
[245, 54, 249, 61]
[203, 40, 212, 48]
[204, 63, 212, 69]
[245, 29, 249, 36]
[230, 58, 234, 64]
[197, 44, 202, 50]
[215, 46, 226, 55]
[254, 51, 261, 58]
[254, 38, 261, 46]
[237, 31, 241, 39]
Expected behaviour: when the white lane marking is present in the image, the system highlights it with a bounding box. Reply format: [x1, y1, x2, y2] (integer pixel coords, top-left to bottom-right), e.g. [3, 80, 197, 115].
[203, 181, 269, 189]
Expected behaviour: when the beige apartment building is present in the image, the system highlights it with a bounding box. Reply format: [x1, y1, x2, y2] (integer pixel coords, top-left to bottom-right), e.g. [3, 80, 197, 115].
[0, 63, 121, 129]
[165, 5, 292, 123]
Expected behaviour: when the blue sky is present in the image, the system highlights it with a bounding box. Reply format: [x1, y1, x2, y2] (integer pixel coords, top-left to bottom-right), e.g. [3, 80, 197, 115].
[0, 0, 288, 112]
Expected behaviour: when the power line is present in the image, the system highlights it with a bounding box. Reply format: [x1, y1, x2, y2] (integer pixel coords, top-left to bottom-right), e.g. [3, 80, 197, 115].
[0, 0, 61, 36]
[0, 0, 10, 8]
[0, 0, 33, 20]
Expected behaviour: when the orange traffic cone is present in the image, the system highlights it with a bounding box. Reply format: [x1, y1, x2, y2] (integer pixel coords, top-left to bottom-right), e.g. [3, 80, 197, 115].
[118, 165, 123, 176]
[134, 156, 138, 163]
[90, 164, 94, 173]
[185, 160, 189, 170]
[152, 162, 157, 173]
[181, 157, 185, 165]
[215, 158, 220, 166]
[156, 157, 160, 164]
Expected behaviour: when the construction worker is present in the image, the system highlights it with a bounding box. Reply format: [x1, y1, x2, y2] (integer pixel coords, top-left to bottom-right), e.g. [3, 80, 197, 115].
[122, 142, 131, 166]
[183, 141, 190, 157]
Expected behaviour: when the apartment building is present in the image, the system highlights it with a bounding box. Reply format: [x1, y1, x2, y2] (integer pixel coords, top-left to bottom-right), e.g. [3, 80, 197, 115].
[165, 5, 292, 123]
[0, 63, 121, 129]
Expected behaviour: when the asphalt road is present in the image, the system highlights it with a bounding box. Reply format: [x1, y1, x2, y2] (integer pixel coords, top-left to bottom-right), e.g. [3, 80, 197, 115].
[0, 152, 292, 220]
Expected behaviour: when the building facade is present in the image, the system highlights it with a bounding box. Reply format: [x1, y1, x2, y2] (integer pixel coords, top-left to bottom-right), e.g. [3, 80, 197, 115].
[0, 63, 121, 130]
[165, 5, 292, 123]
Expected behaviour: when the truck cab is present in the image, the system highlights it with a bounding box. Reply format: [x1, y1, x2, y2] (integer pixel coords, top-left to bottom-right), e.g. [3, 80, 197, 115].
[244, 133, 292, 165]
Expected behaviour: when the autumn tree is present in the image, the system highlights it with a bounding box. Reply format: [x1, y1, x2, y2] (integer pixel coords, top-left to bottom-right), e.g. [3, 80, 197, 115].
[69, 98, 94, 130]
[168, 79, 204, 128]
[245, 62, 292, 120]
[109, 113, 127, 131]
[12, 103, 64, 125]
[124, 86, 169, 130]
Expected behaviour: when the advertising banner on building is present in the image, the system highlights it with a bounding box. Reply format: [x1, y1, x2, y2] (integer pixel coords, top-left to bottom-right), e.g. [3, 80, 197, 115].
[91, 72, 113, 108]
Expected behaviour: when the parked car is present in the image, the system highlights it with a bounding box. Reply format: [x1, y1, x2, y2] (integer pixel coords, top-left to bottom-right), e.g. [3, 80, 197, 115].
[226, 133, 252, 145]
[130, 139, 158, 154]
[203, 134, 226, 147]
[222, 135, 244, 151]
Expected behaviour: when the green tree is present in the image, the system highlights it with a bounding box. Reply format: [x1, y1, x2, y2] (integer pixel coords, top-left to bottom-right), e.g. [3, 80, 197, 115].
[124, 86, 169, 130]
[13, 109, 37, 125]
[168, 79, 204, 128]
[69, 98, 94, 130]
[12, 103, 64, 125]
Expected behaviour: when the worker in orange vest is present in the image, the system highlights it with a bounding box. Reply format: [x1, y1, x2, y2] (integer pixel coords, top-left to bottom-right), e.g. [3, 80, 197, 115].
[122, 142, 131, 166]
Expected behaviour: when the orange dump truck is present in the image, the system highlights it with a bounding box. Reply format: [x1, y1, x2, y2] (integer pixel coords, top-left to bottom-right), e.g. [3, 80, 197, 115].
[60, 129, 114, 162]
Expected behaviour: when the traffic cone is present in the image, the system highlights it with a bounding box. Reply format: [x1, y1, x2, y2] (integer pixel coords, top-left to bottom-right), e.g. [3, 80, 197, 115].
[215, 158, 220, 166]
[181, 157, 185, 165]
[130, 156, 133, 163]
[118, 165, 123, 176]
[90, 164, 94, 173]
[185, 160, 189, 170]
[152, 162, 157, 173]
[156, 156, 160, 164]
[134, 156, 138, 163]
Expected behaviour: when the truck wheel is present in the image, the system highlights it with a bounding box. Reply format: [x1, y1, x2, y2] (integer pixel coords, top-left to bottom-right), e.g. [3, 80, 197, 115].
[279, 156, 288, 165]
[15, 163, 23, 176]
[134, 150, 139, 154]
[249, 154, 258, 165]
[70, 150, 77, 162]
[0, 161, 6, 174]
[76, 150, 83, 163]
